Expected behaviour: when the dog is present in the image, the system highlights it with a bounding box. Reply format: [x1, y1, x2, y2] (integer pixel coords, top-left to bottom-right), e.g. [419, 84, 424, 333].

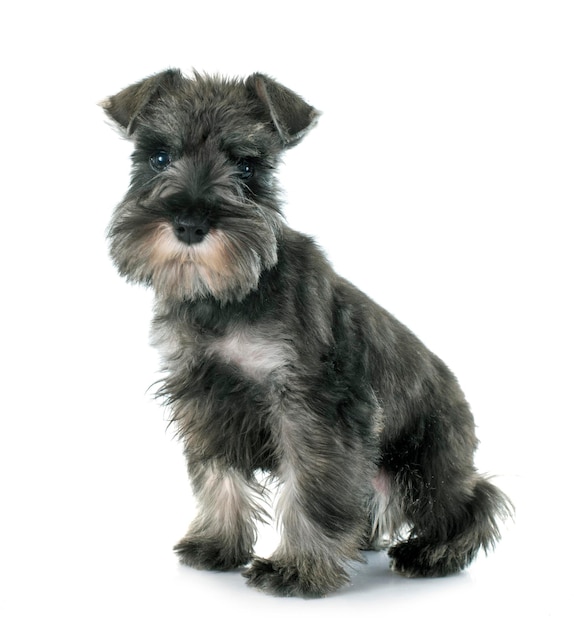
[102, 69, 512, 597]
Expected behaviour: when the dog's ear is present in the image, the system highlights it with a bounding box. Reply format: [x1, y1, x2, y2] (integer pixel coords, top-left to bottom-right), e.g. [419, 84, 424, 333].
[101, 69, 184, 136]
[246, 74, 320, 147]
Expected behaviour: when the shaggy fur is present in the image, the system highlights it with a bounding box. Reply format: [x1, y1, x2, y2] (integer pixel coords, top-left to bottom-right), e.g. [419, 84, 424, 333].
[103, 69, 512, 598]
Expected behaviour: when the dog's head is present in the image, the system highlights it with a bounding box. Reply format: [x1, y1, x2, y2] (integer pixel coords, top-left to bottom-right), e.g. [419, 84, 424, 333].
[103, 70, 318, 303]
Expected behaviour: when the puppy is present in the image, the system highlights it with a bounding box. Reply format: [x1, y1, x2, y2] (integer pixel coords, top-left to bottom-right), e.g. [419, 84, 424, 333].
[102, 69, 512, 597]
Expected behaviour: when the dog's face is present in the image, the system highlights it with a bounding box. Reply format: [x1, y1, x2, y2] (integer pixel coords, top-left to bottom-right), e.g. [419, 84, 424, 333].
[103, 70, 318, 303]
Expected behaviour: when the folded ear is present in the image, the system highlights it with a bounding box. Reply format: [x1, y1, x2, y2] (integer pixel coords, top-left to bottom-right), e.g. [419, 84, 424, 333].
[101, 69, 184, 136]
[246, 73, 320, 147]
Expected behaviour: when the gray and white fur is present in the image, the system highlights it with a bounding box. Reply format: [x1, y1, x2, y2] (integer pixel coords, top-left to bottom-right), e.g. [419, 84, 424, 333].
[103, 69, 512, 597]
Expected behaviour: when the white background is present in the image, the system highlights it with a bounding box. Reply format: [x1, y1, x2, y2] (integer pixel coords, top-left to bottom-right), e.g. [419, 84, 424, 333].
[1, 1, 572, 623]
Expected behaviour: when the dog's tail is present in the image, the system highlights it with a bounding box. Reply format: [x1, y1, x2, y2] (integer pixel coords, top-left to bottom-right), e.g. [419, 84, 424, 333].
[452, 476, 514, 559]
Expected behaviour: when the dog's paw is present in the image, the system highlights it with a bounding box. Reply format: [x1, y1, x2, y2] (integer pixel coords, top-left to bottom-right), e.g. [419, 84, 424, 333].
[243, 557, 347, 598]
[174, 536, 251, 571]
[388, 539, 469, 578]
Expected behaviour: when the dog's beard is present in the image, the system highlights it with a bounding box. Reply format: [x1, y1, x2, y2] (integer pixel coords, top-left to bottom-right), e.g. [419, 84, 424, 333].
[147, 224, 272, 302]
[109, 208, 280, 303]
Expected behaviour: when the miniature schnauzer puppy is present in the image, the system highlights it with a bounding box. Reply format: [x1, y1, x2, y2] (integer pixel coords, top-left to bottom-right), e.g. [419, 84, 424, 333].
[102, 69, 511, 597]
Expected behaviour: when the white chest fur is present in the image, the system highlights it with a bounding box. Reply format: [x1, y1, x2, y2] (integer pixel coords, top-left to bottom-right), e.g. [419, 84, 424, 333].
[208, 326, 293, 380]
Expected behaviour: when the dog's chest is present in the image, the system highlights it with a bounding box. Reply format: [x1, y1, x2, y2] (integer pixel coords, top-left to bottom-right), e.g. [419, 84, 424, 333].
[153, 317, 294, 381]
[207, 327, 293, 380]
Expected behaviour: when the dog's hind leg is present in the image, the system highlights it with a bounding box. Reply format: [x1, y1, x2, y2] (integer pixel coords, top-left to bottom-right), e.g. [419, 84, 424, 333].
[388, 474, 512, 577]
[388, 477, 511, 577]
[385, 407, 513, 577]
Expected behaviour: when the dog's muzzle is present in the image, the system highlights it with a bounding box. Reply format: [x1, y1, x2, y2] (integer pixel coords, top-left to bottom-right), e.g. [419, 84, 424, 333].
[172, 214, 210, 245]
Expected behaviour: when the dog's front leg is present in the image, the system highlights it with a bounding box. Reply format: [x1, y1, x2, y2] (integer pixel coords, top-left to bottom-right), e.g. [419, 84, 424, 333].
[244, 408, 369, 597]
[174, 460, 266, 571]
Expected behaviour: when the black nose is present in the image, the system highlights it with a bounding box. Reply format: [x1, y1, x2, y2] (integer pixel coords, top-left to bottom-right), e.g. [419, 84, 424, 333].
[173, 215, 210, 245]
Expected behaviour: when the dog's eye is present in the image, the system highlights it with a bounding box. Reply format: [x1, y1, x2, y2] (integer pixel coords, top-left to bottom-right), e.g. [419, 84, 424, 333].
[150, 150, 172, 172]
[236, 158, 255, 180]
